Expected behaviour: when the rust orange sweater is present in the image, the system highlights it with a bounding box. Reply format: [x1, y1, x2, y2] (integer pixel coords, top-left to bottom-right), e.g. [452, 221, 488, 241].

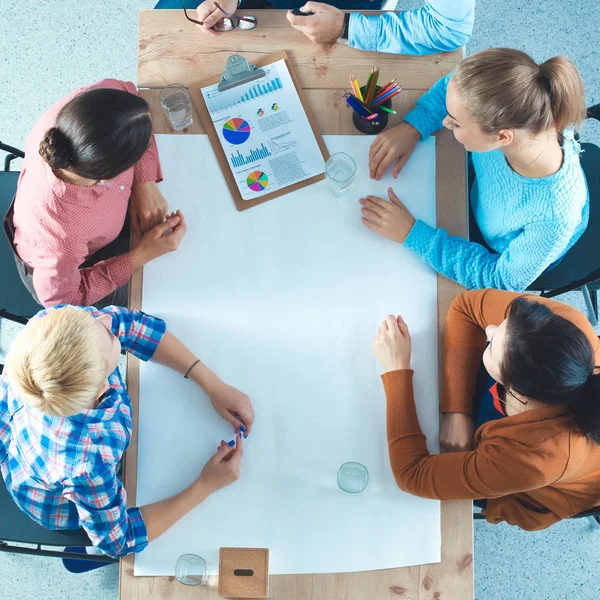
[384, 289, 600, 530]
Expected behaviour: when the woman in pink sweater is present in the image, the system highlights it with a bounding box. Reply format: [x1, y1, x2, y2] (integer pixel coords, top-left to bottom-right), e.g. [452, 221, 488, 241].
[6, 79, 186, 308]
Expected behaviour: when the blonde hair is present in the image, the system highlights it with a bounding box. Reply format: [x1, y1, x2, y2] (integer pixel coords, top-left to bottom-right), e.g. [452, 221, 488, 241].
[453, 48, 587, 135]
[5, 307, 109, 417]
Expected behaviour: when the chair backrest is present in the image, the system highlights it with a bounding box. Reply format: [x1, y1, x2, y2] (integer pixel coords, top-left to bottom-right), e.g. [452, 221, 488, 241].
[0, 168, 44, 320]
[0, 465, 91, 547]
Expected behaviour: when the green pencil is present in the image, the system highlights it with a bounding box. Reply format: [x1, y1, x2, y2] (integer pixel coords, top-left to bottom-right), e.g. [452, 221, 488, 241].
[379, 106, 397, 115]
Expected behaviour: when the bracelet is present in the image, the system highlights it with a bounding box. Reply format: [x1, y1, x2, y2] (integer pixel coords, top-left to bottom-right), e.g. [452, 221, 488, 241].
[184, 359, 202, 379]
[340, 13, 350, 40]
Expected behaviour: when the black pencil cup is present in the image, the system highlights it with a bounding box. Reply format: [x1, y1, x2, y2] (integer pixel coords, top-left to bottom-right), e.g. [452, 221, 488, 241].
[352, 85, 392, 135]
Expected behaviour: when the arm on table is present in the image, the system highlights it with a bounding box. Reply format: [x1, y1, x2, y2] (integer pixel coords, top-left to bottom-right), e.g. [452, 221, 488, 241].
[105, 306, 254, 433]
[404, 220, 572, 292]
[65, 443, 242, 557]
[349, 0, 474, 55]
[383, 369, 563, 500]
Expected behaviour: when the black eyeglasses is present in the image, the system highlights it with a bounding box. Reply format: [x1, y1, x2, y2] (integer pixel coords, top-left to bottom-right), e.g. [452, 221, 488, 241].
[183, 3, 257, 32]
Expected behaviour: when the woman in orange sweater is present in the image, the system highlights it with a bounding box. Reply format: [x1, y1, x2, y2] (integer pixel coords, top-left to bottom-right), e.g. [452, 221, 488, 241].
[373, 289, 600, 530]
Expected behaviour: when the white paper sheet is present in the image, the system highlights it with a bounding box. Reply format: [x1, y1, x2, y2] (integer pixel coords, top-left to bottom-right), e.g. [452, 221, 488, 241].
[135, 134, 440, 576]
[201, 59, 325, 200]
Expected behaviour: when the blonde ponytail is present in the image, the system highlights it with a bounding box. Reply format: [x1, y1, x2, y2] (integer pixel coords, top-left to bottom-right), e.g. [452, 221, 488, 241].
[453, 49, 586, 135]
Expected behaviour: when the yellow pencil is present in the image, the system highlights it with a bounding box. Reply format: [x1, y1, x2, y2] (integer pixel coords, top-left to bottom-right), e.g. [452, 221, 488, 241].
[351, 76, 364, 103]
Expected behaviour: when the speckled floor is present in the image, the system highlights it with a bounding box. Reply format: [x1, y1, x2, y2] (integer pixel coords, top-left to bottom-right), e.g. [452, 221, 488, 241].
[1, 1, 600, 599]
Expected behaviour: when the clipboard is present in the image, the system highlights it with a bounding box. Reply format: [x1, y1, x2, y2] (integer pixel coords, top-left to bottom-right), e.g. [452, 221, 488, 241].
[189, 50, 330, 212]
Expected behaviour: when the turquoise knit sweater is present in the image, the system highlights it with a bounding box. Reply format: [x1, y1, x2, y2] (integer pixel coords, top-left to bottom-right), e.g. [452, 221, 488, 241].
[403, 74, 589, 291]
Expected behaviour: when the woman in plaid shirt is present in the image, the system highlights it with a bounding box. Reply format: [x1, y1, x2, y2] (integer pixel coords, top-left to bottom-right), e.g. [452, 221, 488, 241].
[0, 305, 254, 558]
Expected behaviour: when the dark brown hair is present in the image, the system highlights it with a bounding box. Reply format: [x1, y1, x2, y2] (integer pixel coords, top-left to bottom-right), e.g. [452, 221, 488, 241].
[39, 88, 152, 180]
[502, 298, 600, 444]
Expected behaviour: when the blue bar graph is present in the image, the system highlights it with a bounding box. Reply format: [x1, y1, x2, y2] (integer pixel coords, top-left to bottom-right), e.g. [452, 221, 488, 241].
[242, 77, 283, 102]
[230, 143, 272, 168]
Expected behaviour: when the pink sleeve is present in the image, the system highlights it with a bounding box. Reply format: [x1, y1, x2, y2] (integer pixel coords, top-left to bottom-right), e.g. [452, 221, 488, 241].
[32, 243, 134, 307]
[109, 80, 163, 185]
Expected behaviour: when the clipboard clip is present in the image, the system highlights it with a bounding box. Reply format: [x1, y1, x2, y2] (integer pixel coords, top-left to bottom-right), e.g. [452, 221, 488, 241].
[218, 54, 266, 92]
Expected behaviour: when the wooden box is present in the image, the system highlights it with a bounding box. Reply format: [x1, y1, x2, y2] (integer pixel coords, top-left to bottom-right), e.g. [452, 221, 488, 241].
[218, 547, 269, 599]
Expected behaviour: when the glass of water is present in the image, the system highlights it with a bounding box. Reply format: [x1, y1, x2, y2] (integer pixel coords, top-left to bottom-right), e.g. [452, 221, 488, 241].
[175, 554, 208, 586]
[160, 84, 193, 131]
[337, 462, 369, 494]
[325, 152, 357, 197]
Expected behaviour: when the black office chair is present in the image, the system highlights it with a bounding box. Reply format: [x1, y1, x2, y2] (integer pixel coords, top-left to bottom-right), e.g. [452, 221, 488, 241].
[468, 105, 600, 326]
[0, 364, 116, 563]
[527, 106, 600, 326]
[0, 141, 43, 325]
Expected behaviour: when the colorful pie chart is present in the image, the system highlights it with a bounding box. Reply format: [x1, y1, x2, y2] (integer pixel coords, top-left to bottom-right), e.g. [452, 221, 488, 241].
[247, 171, 269, 192]
[223, 118, 251, 145]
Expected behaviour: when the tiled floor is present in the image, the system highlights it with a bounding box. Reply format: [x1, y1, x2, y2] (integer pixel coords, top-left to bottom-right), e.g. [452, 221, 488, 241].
[1, 1, 599, 599]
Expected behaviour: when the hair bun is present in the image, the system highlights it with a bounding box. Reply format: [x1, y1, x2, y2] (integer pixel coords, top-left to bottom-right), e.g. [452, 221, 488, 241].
[39, 127, 72, 170]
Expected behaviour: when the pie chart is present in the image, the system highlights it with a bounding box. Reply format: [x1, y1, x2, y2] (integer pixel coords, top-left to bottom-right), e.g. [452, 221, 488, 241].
[247, 171, 269, 192]
[223, 118, 251, 145]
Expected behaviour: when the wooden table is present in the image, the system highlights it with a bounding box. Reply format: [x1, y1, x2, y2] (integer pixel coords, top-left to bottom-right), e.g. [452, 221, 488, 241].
[121, 9, 471, 599]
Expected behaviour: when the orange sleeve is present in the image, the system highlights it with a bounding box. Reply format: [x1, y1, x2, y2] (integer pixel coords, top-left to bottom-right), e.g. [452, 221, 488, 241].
[384, 370, 563, 500]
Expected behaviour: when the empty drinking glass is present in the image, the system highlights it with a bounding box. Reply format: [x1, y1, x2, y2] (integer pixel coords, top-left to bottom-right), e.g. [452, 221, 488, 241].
[325, 153, 357, 197]
[160, 84, 193, 131]
[175, 553, 208, 586]
[337, 462, 369, 494]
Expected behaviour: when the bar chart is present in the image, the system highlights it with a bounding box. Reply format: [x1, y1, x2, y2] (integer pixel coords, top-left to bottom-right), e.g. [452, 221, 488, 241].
[241, 77, 283, 102]
[204, 75, 284, 113]
[230, 143, 272, 168]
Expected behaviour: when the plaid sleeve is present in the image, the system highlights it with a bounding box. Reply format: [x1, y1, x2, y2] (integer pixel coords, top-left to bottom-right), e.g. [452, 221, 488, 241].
[62, 465, 148, 558]
[99, 306, 166, 361]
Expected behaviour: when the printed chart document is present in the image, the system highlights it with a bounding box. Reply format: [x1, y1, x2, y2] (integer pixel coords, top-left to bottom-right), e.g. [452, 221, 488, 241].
[136, 134, 440, 576]
[201, 59, 325, 201]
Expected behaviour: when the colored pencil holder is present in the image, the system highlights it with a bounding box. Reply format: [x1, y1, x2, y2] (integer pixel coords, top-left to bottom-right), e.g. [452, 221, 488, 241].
[352, 86, 392, 135]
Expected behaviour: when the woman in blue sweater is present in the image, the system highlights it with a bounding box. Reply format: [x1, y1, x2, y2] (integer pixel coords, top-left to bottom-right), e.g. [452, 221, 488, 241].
[362, 49, 588, 291]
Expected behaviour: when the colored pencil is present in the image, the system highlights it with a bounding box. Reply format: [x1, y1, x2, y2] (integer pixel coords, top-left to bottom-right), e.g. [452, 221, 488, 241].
[371, 84, 402, 104]
[345, 95, 371, 118]
[372, 87, 402, 108]
[371, 79, 397, 102]
[365, 67, 379, 104]
[365, 67, 380, 105]
[364, 69, 374, 105]
[378, 106, 397, 115]
[350, 76, 363, 102]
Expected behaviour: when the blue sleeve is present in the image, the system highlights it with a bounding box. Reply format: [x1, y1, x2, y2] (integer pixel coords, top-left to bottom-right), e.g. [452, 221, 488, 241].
[404, 219, 574, 291]
[349, 0, 474, 55]
[63, 466, 148, 558]
[99, 306, 166, 361]
[403, 74, 451, 139]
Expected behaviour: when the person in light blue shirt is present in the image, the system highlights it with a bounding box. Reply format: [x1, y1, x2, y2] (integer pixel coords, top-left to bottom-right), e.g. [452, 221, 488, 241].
[164, 0, 474, 55]
[360, 49, 589, 292]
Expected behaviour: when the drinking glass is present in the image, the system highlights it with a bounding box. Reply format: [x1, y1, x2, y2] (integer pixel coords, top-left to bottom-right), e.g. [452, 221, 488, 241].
[175, 553, 208, 586]
[337, 462, 369, 494]
[325, 153, 357, 197]
[160, 84, 193, 131]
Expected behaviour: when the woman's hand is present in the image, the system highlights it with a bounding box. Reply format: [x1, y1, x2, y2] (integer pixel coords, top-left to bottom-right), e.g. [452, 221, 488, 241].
[372, 315, 412, 373]
[130, 211, 187, 269]
[206, 379, 255, 436]
[130, 180, 169, 234]
[440, 413, 475, 453]
[196, 0, 238, 35]
[360, 188, 416, 244]
[197, 436, 243, 494]
[369, 122, 421, 180]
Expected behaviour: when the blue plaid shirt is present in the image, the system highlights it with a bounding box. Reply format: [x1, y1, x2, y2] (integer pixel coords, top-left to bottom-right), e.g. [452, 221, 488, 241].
[0, 306, 166, 558]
